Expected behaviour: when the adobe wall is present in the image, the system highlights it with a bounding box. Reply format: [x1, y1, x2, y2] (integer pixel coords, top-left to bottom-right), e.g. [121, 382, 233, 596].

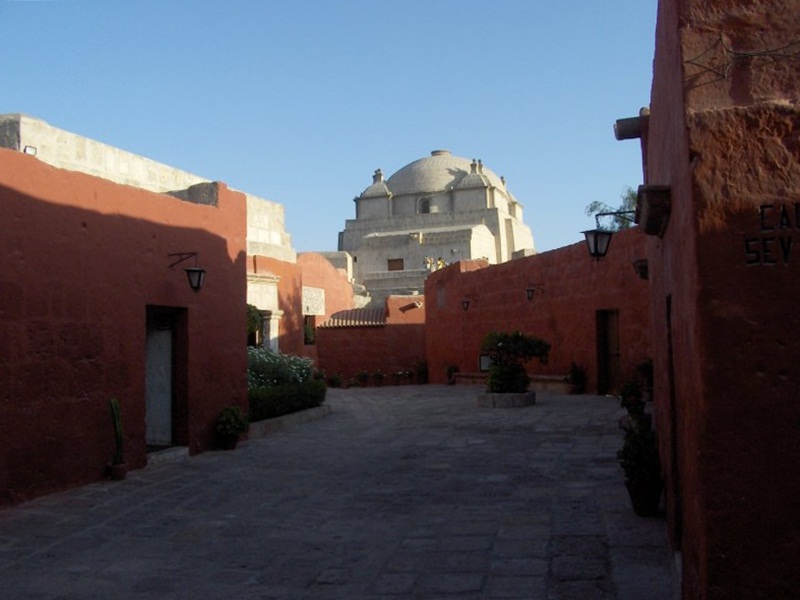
[315, 296, 426, 382]
[297, 252, 356, 318]
[296, 252, 357, 362]
[0, 149, 247, 506]
[648, 1, 800, 598]
[249, 255, 304, 356]
[424, 231, 650, 391]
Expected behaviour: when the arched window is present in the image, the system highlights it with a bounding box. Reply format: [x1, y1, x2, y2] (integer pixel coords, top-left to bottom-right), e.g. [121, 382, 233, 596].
[419, 198, 430, 214]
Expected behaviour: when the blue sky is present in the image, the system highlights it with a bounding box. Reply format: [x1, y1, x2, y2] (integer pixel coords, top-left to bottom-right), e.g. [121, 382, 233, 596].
[2, 1, 657, 253]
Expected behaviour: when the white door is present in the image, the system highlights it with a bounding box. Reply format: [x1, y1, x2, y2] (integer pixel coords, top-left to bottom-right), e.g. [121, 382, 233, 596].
[145, 327, 172, 446]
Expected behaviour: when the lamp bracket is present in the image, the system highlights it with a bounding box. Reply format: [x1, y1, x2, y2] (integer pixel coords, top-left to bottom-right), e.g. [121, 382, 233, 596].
[593, 211, 637, 229]
[168, 252, 199, 268]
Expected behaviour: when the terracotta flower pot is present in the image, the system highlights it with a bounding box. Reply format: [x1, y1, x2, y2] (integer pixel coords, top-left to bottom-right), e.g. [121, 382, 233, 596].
[626, 479, 663, 517]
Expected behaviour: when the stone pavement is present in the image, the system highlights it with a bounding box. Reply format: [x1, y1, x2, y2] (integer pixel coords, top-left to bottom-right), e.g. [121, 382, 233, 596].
[0, 385, 679, 599]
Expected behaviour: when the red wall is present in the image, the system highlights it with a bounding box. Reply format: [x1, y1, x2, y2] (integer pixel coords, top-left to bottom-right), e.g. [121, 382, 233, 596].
[246, 252, 356, 361]
[424, 231, 650, 391]
[315, 296, 426, 381]
[297, 252, 355, 317]
[248, 255, 304, 356]
[0, 149, 247, 505]
[297, 252, 356, 362]
[648, 1, 800, 597]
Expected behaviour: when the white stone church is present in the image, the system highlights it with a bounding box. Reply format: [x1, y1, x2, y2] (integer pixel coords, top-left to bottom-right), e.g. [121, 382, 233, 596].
[338, 150, 536, 304]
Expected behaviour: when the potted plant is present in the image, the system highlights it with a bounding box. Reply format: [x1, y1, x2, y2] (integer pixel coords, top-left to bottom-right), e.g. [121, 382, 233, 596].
[618, 421, 663, 516]
[477, 331, 550, 407]
[568, 362, 587, 394]
[356, 370, 370, 387]
[108, 397, 127, 480]
[215, 406, 249, 450]
[619, 379, 644, 414]
[445, 364, 459, 385]
[415, 360, 429, 384]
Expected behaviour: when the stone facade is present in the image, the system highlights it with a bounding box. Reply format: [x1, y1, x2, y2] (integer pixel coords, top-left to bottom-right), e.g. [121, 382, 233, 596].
[339, 150, 535, 305]
[641, 1, 800, 598]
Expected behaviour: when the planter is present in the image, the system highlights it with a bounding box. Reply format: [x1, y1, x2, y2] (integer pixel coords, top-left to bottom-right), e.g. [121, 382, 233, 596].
[107, 463, 127, 481]
[476, 391, 536, 408]
[217, 434, 239, 450]
[625, 479, 663, 517]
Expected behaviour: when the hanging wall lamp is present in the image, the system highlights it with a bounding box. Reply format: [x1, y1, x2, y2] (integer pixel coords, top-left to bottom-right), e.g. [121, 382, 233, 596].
[461, 295, 478, 311]
[582, 211, 636, 260]
[168, 252, 206, 292]
[526, 283, 544, 301]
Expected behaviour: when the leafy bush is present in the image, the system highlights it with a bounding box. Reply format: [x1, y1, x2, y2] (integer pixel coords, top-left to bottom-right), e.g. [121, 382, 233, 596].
[415, 360, 429, 384]
[249, 379, 327, 422]
[480, 331, 550, 393]
[246, 348, 326, 421]
[618, 426, 661, 486]
[568, 362, 587, 393]
[486, 363, 531, 393]
[480, 331, 550, 367]
[247, 347, 314, 388]
[216, 406, 249, 436]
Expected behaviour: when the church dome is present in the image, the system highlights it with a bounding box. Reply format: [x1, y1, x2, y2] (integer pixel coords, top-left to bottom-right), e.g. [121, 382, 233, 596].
[384, 150, 505, 196]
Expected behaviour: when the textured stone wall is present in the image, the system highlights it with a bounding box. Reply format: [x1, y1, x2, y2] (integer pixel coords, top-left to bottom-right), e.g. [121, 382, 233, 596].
[245, 193, 296, 262]
[0, 149, 247, 505]
[0, 114, 207, 193]
[648, 1, 800, 597]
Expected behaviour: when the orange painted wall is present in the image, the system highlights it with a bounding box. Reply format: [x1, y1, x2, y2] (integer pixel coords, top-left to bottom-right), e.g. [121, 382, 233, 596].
[247, 253, 357, 360]
[424, 230, 650, 391]
[297, 252, 356, 362]
[297, 252, 355, 319]
[315, 296, 426, 381]
[0, 149, 247, 505]
[248, 255, 304, 356]
[648, 2, 800, 598]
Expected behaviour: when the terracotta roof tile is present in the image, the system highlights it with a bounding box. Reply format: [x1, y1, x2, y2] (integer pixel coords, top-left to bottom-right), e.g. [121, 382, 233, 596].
[319, 307, 386, 328]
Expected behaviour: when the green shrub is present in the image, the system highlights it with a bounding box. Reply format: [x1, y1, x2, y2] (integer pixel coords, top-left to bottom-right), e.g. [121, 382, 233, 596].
[480, 331, 550, 394]
[486, 363, 530, 393]
[247, 347, 313, 388]
[216, 406, 249, 436]
[415, 360, 429, 384]
[246, 304, 262, 341]
[568, 362, 587, 393]
[249, 379, 327, 422]
[618, 426, 661, 486]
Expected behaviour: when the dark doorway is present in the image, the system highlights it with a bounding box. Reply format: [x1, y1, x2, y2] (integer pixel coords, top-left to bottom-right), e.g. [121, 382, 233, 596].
[145, 306, 188, 451]
[596, 309, 621, 394]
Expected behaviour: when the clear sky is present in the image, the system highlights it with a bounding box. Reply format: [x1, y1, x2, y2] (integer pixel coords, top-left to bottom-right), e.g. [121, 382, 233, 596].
[2, 0, 657, 254]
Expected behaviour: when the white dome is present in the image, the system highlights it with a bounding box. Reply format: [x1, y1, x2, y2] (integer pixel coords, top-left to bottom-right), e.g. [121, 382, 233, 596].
[384, 150, 505, 196]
